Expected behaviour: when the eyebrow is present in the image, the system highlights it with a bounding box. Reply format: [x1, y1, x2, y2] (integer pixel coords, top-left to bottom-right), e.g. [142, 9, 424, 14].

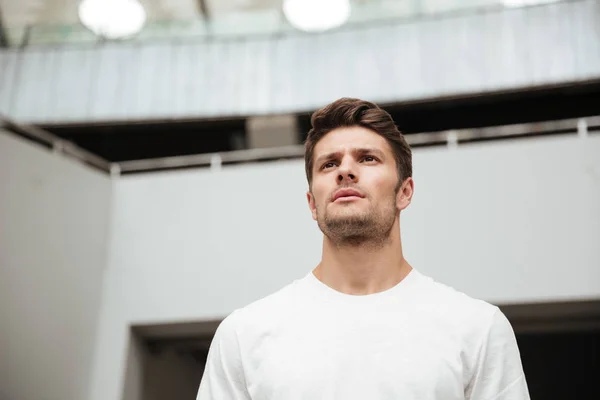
[314, 148, 385, 167]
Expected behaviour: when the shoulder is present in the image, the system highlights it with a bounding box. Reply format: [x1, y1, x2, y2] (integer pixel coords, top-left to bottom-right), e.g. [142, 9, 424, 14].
[215, 275, 305, 337]
[413, 270, 499, 320]
[411, 271, 522, 374]
[410, 270, 509, 342]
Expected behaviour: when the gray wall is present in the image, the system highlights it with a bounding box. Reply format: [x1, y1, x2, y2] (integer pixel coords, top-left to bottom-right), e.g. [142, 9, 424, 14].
[1, 0, 599, 124]
[89, 134, 600, 400]
[0, 132, 113, 400]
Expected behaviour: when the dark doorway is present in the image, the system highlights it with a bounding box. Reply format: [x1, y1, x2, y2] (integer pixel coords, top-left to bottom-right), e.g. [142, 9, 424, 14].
[517, 330, 599, 400]
[504, 299, 600, 400]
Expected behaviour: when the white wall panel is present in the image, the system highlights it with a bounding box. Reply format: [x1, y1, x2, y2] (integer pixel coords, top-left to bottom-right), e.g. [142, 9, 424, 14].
[88, 134, 600, 400]
[124, 45, 155, 119]
[386, 22, 423, 101]
[2, 0, 599, 123]
[153, 43, 179, 118]
[202, 40, 228, 116]
[88, 45, 131, 121]
[444, 13, 486, 94]
[250, 38, 274, 115]
[11, 49, 57, 121]
[529, 3, 576, 85]
[0, 51, 18, 115]
[217, 40, 244, 116]
[572, 0, 600, 80]
[497, 7, 533, 89]
[50, 48, 97, 122]
[169, 42, 195, 118]
[277, 35, 312, 112]
[0, 131, 112, 400]
[327, 30, 362, 101]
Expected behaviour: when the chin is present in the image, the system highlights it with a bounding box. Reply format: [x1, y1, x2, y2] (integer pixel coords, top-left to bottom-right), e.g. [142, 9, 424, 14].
[329, 210, 368, 220]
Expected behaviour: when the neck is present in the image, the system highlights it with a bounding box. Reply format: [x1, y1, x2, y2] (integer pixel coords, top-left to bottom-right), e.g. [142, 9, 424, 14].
[313, 219, 412, 296]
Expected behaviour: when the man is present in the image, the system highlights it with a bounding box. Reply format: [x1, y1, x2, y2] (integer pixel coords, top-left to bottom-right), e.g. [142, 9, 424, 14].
[196, 98, 530, 400]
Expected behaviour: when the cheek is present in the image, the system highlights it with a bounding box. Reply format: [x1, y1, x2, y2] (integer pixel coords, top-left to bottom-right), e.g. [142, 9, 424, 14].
[368, 171, 398, 199]
[311, 187, 328, 210]
[312, 181, 332, 204]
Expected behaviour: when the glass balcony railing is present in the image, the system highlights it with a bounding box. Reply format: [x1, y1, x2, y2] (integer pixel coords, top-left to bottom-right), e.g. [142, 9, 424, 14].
[2, 0, 563, 47]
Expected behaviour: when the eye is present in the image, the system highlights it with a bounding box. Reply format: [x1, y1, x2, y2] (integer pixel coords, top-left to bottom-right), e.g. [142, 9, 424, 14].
[362, 155, 377, 163]
[322, 161, 337, 170]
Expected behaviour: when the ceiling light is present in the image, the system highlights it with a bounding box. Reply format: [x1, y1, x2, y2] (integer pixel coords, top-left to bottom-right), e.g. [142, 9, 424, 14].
[283, 0, 351, 33]
[78, 0, 147, 40]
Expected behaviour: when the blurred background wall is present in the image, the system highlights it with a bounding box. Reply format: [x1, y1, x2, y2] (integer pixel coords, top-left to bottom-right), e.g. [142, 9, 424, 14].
[1, 0, 599, 400]
[93, 134, 600, 400]
[0, 132, 112, 400]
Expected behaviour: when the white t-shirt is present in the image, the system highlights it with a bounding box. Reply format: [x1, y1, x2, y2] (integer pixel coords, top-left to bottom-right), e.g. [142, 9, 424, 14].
[197, 268, 530, 400]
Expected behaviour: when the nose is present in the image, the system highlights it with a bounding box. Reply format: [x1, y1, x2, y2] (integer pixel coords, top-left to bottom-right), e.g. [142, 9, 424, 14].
[337, 158, 357, 184]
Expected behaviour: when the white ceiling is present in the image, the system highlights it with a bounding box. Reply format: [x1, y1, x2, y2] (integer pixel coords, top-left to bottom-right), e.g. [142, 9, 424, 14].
[0, 0, 283, 27]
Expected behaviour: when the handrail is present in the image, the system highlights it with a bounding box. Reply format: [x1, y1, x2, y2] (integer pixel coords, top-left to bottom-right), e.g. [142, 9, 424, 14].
[1, 115, 113, 173]
[1, 114, 598, 176]
[118, 116, 599, 173]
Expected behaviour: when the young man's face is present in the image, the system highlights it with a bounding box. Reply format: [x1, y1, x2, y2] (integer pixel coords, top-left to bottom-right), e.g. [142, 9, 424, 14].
[307, 126, 413, 244]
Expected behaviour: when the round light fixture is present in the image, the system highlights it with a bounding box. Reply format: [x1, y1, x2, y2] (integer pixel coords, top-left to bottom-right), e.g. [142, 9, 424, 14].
[283, 0, 351, 33]
[78, 0, 147, 40]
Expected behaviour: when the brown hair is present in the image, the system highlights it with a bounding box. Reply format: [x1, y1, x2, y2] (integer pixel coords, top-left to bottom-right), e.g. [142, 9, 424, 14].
[304, 97, 412, 188]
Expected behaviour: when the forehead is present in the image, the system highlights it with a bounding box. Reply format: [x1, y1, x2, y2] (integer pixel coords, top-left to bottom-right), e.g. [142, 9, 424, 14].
[313, 126, 392, 156]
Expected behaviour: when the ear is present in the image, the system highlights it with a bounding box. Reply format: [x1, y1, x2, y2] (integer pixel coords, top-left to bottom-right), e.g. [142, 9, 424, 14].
[396, 177, 414, 212]
[307, 191, 318, 221]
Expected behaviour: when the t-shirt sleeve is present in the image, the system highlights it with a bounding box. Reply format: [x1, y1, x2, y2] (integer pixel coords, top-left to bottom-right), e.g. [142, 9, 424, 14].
[196, 311, 251, 400]
[465, 308, 530, 400]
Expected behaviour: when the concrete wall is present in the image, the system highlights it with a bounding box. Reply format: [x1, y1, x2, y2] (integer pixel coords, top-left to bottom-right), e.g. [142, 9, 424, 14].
[0, 132, 113, 400]
[89, 133, 600, 400]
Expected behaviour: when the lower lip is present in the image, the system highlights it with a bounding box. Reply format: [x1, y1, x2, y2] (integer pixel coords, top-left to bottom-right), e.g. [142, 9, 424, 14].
[334, 196, 362, 202]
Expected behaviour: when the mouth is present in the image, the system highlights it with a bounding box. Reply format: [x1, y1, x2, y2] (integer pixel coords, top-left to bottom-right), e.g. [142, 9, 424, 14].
[333, 195, 362, 203]
[332, 189, 365, 203]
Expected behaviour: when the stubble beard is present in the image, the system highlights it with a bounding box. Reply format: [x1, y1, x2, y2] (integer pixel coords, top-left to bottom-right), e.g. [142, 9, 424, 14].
[317, 196, 398, 249]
